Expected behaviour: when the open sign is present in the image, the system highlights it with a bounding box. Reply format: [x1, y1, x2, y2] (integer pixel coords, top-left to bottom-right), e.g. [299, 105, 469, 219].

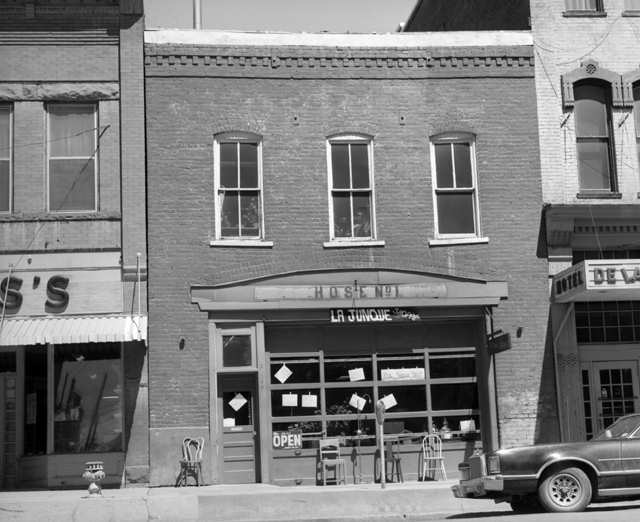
[272, 430, 302, 449]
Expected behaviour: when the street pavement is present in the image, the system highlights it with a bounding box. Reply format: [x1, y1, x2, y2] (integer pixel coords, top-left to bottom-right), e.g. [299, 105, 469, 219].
[1, 481, 640, 521]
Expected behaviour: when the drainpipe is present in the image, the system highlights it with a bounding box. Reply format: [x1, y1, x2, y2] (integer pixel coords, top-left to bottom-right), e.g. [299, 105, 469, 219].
[193, 0, 202, 30]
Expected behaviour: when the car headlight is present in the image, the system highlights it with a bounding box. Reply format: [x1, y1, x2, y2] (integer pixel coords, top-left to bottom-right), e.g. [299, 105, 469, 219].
[486, 455, 501, 475]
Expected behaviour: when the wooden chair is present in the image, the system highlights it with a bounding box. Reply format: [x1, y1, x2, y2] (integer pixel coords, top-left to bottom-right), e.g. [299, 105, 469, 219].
[421, 434, 446, 481]
[176, 437, 204, 486]
[319, 438, 346, 485]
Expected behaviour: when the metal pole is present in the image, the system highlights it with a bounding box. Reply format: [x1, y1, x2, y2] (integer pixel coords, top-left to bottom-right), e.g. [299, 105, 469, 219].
[193, 0, 202, 29]
[378, 421, 385, 489]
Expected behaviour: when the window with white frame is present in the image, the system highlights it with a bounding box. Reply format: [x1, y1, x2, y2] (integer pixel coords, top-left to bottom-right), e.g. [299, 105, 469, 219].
[0, 104, 11, 213]
[214, 132, 263, 240]
[327, 135, 375, 240]
[430, 133, 480, 238]
[565, 0, 604, 12]
[47, 103, 98, 212]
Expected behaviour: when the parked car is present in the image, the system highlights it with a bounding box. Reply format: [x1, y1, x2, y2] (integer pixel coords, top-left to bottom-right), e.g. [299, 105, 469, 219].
[452, 413, 640, 512]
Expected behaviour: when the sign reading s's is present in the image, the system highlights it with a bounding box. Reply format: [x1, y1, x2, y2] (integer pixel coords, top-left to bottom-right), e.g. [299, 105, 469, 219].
[0, 275, 70, 314]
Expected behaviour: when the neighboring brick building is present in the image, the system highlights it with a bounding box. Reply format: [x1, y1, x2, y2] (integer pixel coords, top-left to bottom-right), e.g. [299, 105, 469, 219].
[530, 0, 640, 442]
[144, 29, 552, 486]
[0, 1, 148, 488]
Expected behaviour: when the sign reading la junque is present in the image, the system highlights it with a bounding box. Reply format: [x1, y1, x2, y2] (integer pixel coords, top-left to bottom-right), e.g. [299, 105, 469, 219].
[330, 308, 420, 323]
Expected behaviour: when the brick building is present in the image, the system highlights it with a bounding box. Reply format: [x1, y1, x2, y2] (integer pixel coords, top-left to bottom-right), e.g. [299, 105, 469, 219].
[0, 1, 148, 488]
[530, 0, 640, 442]
[144, 28, 552, 486]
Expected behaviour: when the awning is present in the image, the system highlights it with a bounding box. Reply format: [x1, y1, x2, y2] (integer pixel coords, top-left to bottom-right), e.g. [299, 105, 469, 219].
[0, 315, 147, 346]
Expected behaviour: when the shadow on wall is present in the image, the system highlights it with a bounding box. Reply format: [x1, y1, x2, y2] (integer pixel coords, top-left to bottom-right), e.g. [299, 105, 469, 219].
[123, 341, 149, 484]
[534, 313, 561, 444]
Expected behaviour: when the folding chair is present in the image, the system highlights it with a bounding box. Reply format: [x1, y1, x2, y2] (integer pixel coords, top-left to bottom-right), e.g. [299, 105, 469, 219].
[319, 438, 346, 485]
[176, 437, 204, 486]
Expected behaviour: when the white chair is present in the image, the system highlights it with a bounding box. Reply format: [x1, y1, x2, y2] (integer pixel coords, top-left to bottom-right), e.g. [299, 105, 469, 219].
[421, 434, 446, 481]
[319, 438, 346, 485]
[176, 437, 205, 486]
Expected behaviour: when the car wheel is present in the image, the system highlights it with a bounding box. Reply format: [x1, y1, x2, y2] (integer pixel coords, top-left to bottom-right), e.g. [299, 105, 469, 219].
[538, 466, 592, 513]
[509, 494, 541, 513]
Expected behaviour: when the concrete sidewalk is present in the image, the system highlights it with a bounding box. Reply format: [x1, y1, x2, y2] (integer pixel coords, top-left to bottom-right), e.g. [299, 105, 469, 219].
[0, 481, 510, 522]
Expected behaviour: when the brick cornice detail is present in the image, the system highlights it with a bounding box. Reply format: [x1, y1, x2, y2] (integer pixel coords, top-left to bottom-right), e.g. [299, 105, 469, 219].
[144, 44, 534, 78]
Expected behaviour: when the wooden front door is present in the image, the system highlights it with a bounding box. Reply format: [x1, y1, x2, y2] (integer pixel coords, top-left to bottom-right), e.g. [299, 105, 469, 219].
[219, 374, 260, 483]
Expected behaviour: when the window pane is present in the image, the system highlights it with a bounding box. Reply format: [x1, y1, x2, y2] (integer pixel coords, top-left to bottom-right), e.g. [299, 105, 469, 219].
[379, 385, 427, 412]
[54, 343, 122, 453]
[239, 143, 258, 188]
[49, 105, 95, 157]
[326, 387, 374, 414]
[352, 193, 371, 237]
[220, 191, 239, 236]
[575, 84, 608, 137]
[437, 192, 475, 234]
[222, 335, 252, 367]
[271, 389, 319, 417]
[240, 191, 260, 237]
[333, 193, 351, 237]
[431, 383, 478, 410]
[0, 107, 9, 157]
[0, 161, 9, 212]
[49, 158, 95, 211]
[331, 144, 349, 188]
[577, 140, 611, 190]
[565, 0, 599, 10]
[434, 143, 453, 188]
[219, 143, 237, 188]
[324, 357, 372, 382]
[453, 143, 472, 187]
[429, 357, 475, 378]
[271, 360, 320, 384]
[350, 144, 369, 189]
[633, 83, 640, 139]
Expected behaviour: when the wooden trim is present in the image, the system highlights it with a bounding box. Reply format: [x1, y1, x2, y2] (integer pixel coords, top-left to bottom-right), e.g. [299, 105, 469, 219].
[208, 320, 221, 484]
[256, 321, 270, 483]
[46, 344, 54, 455]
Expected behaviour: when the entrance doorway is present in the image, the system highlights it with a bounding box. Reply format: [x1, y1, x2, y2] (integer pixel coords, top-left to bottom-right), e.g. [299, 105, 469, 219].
[582, 361, 640, 438]
[218, 374, 260, 483]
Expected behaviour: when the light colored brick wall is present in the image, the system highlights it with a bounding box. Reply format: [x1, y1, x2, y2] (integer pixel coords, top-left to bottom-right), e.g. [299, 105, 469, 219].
[531, 0, 640, 204]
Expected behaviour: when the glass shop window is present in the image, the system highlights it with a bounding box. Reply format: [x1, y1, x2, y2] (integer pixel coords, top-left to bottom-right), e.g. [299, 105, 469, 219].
[54, 343, 122, 453]
[324, 356, 373, 382]
[222, 334, 253, 367]
[270, 357, 320, 384]
[24, 348, 47, 456]
[271, 388, 321, 417]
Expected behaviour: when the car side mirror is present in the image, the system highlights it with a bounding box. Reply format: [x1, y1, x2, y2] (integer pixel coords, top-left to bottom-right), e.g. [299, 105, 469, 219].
[604, 429, 612, 439]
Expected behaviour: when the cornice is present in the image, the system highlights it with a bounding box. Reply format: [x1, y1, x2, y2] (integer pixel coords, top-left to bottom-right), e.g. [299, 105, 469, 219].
[145, 44, 534, 79]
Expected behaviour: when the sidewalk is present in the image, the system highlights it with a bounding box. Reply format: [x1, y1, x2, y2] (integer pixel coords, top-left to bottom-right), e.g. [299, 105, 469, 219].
[0, 480, 511, 522]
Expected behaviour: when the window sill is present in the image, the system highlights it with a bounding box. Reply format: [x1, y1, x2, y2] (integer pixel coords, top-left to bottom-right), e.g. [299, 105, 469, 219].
[428, 237, 489, 247]
[562, 10, 607, 17]
[0, 211, 120, 222]
[210, 239, 274, 247]
[323, 239, 386, 248]
[622, 10, 640, 16]
[576, 191, 622, 199]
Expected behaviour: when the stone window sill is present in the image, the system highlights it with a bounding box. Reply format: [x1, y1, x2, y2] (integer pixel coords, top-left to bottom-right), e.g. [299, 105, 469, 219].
[428, 237, 489, 247]
[576, 191, 622, 199]
[622, 10, 640, 16]
[0, 212, 120, 222]
[323, 239, 385, 248]
[210, 239, 274, 247]
[562, 10, 607, 17]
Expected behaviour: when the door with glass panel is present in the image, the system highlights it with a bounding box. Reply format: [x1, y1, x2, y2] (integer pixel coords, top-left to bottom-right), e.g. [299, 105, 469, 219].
[583, 362, 640, 436]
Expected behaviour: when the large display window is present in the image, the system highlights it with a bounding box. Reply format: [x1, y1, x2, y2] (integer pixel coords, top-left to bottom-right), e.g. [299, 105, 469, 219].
[267, 323, 481, 448]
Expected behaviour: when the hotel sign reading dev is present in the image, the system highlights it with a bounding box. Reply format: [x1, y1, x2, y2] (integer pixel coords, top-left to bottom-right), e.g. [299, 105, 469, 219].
[553, 259, 640, 303]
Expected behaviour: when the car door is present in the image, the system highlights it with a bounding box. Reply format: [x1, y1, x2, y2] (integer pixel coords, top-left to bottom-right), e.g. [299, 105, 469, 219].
[591, 438, 625, 490]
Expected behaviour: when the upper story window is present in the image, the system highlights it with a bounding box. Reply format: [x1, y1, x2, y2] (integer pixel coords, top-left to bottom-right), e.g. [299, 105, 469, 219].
[327, 135, 375, 241]
[430, 133, 480, 239]
[213, 132, 263, 240]
[0, 104, 11, 213]
[47, 103, 98, 213]
[564, 0, 604, 13]
[574, 81, 616, 192]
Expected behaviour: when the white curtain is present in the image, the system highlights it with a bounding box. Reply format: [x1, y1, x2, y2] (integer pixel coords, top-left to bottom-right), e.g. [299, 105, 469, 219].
[49, 104, 95, 157]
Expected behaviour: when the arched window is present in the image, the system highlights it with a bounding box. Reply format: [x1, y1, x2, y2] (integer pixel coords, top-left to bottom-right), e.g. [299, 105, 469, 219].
[573, 81, 616, 192]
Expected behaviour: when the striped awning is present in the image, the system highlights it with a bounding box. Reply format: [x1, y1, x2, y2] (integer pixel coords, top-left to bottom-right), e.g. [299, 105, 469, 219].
[0, 315, 147, 346]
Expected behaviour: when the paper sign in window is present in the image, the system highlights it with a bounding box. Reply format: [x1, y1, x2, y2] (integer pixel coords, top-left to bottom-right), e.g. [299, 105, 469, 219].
[460, 419, 476, 433]
[274, 364, 293, 383]
[223, 417, 236, 427]
[301, 393, 317, 408]
[380, 368, 425, 381]
[348, 367, 365, 382]
[282, 393, 298, 407]
[381, 393, 397, 410]
[228, 393, 248, 412]
[349, 393, 367, 411]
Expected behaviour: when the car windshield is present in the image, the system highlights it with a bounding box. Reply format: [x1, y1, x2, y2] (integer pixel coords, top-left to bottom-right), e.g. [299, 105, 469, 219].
[594, 415, 640, 440]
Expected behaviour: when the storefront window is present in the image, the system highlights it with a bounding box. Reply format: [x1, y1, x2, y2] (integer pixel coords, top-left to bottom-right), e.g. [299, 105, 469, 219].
[54, 343, 122, 453]
[576, 301, 640, 344]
